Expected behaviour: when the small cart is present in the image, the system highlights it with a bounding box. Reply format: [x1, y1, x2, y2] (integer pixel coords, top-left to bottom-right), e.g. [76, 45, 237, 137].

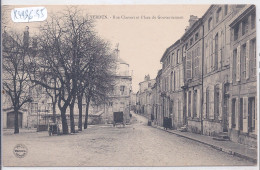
[48, 122, 61, 136]
[113, 112, 125, 127]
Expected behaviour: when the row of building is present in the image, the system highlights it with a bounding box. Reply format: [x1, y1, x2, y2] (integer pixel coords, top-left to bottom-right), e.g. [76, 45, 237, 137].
[133, 5, 257, 148]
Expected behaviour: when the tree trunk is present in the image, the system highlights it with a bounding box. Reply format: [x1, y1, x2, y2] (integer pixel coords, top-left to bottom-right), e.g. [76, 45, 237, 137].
[14, 108, 19, 134]
[60, 107, 69, 134]
[84, 97, 90, 129]
[78, 94, 83, 131]
[52, 102, 56, 123]
[69, 98, 76, 133]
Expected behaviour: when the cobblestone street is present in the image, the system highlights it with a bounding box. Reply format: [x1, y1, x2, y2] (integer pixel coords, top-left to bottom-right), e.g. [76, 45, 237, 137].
[3, 113, 254, 167]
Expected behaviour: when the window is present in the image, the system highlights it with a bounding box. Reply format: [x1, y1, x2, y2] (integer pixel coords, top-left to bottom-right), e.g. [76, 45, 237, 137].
[250, 39, 256, 76]
[224, 5, 228, 16]
[31, 103, 38, 115]
[241, 43, 247, 78]
[193, 90, 197, 118]
[186, 52, 192, 79]
[188, 91, 191, 117]
[234, 24, 239, 41]
[215, 33, 219, 70]
[214, 85, 220, 120]
[248, 97, 256, 132]
[173, 71, 176, 91]
[47, 103, 52, 114]
[239, 98, 243, 131]
[182, 45, 185, 59]
[232, 49, 237, 82]
[109, 102, 113, 106]
[177, 49, 180, 64]
[120, 86, 125, 95]
[190, 38, 193, 46]
[242, 17, 249, 36]
[171, 52, 174, 66]
[195, 32, 199, 41]
[251, 12, 256, 29]
[232, 99, 236, 128]
[216, 8, 222, 23]
[208, 17, 212, 31]
[170, 71, 173, 91]
[206, 88, 210, 119]
[194, 47, 200, 77]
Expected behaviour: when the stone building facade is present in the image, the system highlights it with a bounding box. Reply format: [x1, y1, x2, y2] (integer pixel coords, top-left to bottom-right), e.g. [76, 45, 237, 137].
[228, 5, 257, 147]
[150, 4, 257, 147]
[136, 75, 155, 118]
[99, 50, 132, 124]
[182, 17, 204, 133]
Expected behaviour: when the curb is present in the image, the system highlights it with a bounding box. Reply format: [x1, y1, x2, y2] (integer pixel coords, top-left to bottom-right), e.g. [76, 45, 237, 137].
[151, 125, 257, 163]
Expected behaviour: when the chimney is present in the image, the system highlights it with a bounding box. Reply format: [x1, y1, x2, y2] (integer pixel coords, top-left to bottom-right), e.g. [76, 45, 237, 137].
[185, 26, 189, 32]
[189, 15, 198, 27]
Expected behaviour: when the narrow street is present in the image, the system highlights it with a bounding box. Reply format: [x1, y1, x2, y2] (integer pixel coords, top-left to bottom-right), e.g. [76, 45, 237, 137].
[3, 112, 254, 167]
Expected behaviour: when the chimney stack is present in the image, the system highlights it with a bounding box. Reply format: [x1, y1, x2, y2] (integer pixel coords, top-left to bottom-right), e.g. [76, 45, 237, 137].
[189, 15, 198, 27]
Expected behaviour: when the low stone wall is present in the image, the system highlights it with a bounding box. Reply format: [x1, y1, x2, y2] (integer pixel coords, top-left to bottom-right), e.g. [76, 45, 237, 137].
[229, 129, 257, 148]
[203, 120, 222, 136]
[187, 120, 201, 134]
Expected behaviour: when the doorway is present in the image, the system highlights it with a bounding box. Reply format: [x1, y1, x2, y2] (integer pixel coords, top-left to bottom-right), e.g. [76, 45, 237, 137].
[7, 111, 23, 128]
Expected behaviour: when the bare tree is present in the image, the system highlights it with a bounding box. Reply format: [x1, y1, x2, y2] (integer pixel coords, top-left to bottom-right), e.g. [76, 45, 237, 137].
[2, 29, 32, 134]
[31, 7, 116, 134]
[83, 40, 116, 129]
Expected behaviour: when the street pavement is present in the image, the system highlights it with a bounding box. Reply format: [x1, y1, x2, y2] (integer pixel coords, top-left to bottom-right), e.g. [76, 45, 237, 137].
[2, 112, 255, 167]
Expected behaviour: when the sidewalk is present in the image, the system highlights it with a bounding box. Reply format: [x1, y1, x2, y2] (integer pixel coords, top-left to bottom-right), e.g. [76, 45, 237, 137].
[151, 125, 257, 163]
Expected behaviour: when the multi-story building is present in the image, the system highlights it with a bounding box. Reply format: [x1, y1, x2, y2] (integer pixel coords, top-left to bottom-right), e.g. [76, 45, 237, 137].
[153, 69, 163, 126]
[152, 4, 257, 147]
[160, 39, 185, 129]
[137, 75, 155, 118]
[228, 5, 256, 147]
[130, 92, 137, 111]
[200, 5, 244, 136]
[99, 48, 132, 124]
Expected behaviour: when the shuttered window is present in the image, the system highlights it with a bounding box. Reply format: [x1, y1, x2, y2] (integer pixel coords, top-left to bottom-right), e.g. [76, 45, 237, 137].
[236, 46, 241, 81]
[186, 52, 192, 79]
[245, 41, 250, 79]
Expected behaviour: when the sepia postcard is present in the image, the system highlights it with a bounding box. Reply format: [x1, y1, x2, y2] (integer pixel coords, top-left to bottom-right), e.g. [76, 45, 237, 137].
[1, 0, 259, 169]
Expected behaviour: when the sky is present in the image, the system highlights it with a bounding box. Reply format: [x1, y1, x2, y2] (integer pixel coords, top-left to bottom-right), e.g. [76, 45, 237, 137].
[4, 5, 210, 93]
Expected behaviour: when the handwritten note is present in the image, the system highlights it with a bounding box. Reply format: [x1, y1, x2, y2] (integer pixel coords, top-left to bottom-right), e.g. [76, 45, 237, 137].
[11, 7, 47, 23]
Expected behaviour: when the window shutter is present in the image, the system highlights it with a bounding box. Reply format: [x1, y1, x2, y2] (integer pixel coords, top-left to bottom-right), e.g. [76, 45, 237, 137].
[236, 46, 241, 81]
[246, 40, 250, 79]
[243, 97, 248, 133]
[243, 97, 248, 119]
[180, 68, 184, 86]
[219, 85, 222, 120]
[178, 69, 180, 88]
[186, 52, 192, 79]
[176, 69, 180, 89]
[230, 50, 233, 82]
[197, 89, 200, 118]
[212, 37, 215, 69]
[218, 31, 222, 68]
[186, 91, 189, 117]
